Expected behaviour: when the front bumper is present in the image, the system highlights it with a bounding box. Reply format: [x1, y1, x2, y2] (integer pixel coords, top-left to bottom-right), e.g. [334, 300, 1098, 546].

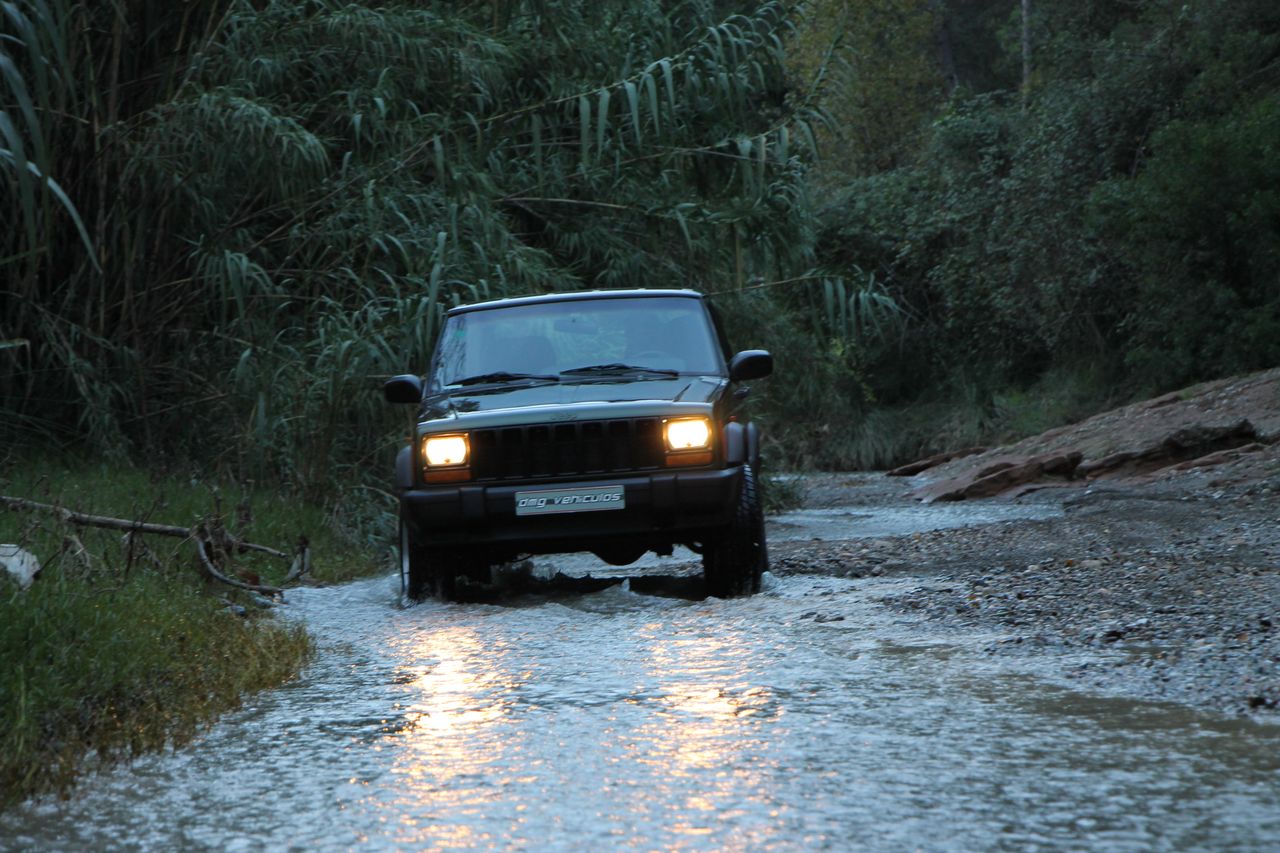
[400, 466, 742, 549]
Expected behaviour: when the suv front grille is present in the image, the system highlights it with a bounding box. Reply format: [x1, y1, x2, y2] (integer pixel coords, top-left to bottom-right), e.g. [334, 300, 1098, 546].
[470, 418, 664, 481]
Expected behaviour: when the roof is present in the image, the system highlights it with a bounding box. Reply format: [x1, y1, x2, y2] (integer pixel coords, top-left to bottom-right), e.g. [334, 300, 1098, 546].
[446, 288, 705, 316]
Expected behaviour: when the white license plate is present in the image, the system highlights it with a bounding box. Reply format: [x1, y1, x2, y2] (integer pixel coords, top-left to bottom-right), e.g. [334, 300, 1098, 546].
[514, 485, 626, 516]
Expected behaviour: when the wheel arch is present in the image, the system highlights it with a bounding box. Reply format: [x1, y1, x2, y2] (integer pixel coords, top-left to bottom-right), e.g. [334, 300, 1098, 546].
[394, 444, 415, 491]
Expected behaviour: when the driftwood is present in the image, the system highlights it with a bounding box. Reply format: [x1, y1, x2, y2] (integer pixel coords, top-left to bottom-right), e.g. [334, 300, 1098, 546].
[1, 495, 194, 536]
[1, 494, 306, 597]
[285, 534, 312, 582]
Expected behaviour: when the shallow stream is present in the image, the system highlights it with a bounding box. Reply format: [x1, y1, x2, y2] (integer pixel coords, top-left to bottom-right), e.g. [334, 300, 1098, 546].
[5, 502, 1278, 851]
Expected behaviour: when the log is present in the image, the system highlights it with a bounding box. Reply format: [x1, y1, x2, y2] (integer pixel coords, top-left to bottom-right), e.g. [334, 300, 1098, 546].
[915, 450, 1083, 502]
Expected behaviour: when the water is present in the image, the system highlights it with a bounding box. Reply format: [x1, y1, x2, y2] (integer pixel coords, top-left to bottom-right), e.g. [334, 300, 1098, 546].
[768, 501, 1062, 541]
[4, 508, 1278, 851]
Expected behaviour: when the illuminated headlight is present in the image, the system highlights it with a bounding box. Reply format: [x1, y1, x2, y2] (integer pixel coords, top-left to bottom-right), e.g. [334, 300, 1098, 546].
[664, 417, 712, 451]
[422, 434, 469, 467]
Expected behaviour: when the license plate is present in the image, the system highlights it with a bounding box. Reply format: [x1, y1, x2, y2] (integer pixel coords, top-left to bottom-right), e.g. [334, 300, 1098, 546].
[514, 485, 626, 516]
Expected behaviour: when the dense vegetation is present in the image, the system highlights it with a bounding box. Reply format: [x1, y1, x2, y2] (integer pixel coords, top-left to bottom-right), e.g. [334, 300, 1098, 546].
[0, 0, 838, 501]
[5, 0, 1277, 484]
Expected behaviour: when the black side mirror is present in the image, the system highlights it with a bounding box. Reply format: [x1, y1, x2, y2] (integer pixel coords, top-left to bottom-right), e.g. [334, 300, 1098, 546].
[383, 374, 424, 404]
[728, 350, 773, 382]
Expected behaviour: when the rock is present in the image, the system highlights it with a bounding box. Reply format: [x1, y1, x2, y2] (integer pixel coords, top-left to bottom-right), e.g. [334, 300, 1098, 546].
[906, 367, 1280, 494]
[914, 450, 1083, 502]
[1159, 442, 1267, 474]
[1080, 421, 1261, 479]
[0, 545, 41, 588]
[886, 446, 988, 477]
[1077, 451, 1139, 478]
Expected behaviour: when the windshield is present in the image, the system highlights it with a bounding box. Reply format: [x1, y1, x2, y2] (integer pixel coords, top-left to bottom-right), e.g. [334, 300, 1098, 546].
[429, 296, 724, 389]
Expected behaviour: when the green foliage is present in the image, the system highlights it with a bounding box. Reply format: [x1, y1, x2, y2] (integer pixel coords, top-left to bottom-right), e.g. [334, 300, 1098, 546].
[5, 0, 1277, 481]
[809, 0, 1280, 458]
[788, 0, 940, 178]
[1096, 93, 1280, 386]
[709, 273, 903, 470]
[1, 0, 871, 500]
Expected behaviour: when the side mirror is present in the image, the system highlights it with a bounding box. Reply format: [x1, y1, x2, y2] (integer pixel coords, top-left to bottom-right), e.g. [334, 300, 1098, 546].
[383, 374, 424, 404]
[728, 350, 772, 382]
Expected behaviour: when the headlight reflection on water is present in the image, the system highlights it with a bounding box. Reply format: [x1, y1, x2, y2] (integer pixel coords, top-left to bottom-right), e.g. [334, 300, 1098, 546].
[629, 624, 784, 845]
[384, 626, 531, 849]
[377, 609, 787, 850]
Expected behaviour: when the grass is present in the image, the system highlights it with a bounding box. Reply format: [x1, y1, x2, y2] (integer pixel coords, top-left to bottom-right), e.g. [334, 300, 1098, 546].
[0, 568, 312, 806]
[761, 472, 806, 514]
[763, 361, 1127, 472]
[0, 455, 387, 806]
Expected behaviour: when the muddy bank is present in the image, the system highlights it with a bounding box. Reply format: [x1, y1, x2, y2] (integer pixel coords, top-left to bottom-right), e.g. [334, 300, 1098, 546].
[768, 468, 1279, 717]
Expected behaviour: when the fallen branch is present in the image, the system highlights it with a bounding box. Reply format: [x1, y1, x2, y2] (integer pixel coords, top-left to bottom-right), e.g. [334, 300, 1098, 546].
[3, 493, 298, 596]
[1, 494, 290, 559]
[2, 495, 191, 537]
[64, 530, 95, 572]
[193, 532, 283, 596]
[285, 534, 311, 582]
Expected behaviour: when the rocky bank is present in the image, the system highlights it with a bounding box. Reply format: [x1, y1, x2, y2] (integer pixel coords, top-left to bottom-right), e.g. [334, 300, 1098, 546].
[771, 369, 1280, 717]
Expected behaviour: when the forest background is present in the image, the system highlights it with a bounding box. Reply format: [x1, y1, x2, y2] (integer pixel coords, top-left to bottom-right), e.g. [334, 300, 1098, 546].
[4, 0, 1279, 516]
[2, 0, 1279, 803]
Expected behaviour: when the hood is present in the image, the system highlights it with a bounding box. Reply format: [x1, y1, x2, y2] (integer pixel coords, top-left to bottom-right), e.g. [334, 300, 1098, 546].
[419, 376, 726, 427]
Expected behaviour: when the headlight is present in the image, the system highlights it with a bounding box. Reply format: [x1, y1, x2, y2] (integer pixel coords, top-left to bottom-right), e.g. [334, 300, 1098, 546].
[422, 433, 469, 467]
[664, 417, 712, 451]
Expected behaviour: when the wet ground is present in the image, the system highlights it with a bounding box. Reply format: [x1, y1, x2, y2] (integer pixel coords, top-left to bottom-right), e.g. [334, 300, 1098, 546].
[5, 492, 1279, 851]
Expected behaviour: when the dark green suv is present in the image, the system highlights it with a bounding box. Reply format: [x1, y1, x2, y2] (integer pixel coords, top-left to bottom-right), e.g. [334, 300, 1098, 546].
[383, 289, 772, 601]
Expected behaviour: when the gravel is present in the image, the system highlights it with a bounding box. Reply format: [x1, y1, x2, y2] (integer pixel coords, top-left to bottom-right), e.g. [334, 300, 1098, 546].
[767, 472, 1280, 717]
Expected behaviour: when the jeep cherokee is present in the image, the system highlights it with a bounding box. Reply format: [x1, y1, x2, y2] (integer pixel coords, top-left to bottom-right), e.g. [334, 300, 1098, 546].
[383, 289, 772, 600]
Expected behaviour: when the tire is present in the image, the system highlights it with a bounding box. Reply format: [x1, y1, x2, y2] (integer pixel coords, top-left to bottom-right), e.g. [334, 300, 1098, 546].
[399, 516, 431, 600]
[702, 464, 768, 598]
[399, 516, 487, 602]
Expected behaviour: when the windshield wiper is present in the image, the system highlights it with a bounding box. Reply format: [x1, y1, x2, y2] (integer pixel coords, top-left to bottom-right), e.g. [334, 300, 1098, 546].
[450, 371, 560, 387]
[560, 363, 679, 377]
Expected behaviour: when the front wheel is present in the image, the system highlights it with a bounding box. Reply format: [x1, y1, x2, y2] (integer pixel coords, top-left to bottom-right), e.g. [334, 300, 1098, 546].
[399, 516, 431, 600]
[702, 464, 767, 598]
[399, 516, 487, 602]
